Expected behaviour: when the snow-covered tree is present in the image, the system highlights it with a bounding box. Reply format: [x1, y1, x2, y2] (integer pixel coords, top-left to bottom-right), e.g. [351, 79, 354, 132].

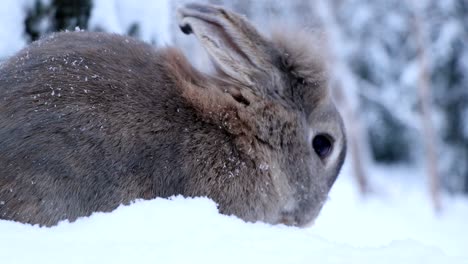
[329, 0, 468, 193]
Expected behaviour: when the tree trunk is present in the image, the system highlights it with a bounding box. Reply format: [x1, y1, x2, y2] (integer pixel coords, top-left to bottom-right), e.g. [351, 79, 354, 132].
[411, 1, 442, 212]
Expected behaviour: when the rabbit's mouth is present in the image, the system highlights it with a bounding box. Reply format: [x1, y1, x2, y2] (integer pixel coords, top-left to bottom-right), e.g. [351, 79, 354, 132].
[279, 206, 319, 227]
[279, 212, 300, 226]
[278, 191, 327, 227]
[279, 211, 316, 227]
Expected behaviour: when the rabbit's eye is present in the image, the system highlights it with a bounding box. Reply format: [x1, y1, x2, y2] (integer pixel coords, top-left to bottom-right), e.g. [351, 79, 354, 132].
[312, 134, 333, 159]
[297, 77, 306, 85]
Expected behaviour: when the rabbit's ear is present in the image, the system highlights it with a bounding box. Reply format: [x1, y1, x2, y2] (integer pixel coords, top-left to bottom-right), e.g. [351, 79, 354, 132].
[178, 4, 274, 86]
[181, 81, 258, 137]
[163, 48, 255, 135]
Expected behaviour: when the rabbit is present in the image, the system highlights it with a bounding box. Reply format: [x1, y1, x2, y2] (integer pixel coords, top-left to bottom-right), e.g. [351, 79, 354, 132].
[0, 3, 346, 227]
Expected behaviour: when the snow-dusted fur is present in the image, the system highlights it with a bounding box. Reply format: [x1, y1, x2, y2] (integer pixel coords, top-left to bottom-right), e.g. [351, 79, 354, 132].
[0, 3, 346, 227]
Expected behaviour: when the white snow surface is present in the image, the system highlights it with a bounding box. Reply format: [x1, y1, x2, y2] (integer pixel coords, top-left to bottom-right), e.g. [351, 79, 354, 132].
[1, 164, 467, 264]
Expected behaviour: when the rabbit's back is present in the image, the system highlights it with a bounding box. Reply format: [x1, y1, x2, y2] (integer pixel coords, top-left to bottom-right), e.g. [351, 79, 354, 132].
[0, 31, 178, 106]
[0, 32, 201, 225]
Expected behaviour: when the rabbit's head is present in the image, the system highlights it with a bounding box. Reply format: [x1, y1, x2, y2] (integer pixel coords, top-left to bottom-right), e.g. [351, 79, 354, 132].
[177, 3, 346, 226]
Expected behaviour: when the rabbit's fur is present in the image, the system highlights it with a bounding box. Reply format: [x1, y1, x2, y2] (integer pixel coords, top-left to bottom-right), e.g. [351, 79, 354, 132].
[0, 3, 346, 227]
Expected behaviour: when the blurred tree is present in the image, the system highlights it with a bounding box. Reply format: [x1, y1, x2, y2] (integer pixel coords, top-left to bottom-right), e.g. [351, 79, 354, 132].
[332, 0, 419, 165]
[411, 0, 441, 211]
[428, 0, 468, 193]
[330, 0, 468, 194]
[25, 0, 92, 42]
[127, 23, 141, 38]
[52, 0, 91, 31]
[24, 0, 50, 41]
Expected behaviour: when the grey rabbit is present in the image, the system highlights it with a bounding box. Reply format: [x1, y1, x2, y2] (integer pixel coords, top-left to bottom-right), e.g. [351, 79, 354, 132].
[0, 3, 346, 227]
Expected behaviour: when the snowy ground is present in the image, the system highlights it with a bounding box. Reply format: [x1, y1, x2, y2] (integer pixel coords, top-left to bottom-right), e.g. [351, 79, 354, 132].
[1, 163, 467, 264]
[313, 164, 468, 261]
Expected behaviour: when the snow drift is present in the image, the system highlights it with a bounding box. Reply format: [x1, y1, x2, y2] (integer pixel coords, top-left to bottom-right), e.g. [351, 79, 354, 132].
[1, 165, 467, 264]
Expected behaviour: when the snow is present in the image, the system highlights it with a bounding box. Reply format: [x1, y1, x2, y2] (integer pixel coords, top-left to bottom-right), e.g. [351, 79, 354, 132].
[1, 163, 467, 263]
[313, 164, 468, 258]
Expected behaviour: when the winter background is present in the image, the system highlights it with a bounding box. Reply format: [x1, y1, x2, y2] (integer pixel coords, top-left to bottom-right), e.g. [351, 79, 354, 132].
[0, 0, 467, 263]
